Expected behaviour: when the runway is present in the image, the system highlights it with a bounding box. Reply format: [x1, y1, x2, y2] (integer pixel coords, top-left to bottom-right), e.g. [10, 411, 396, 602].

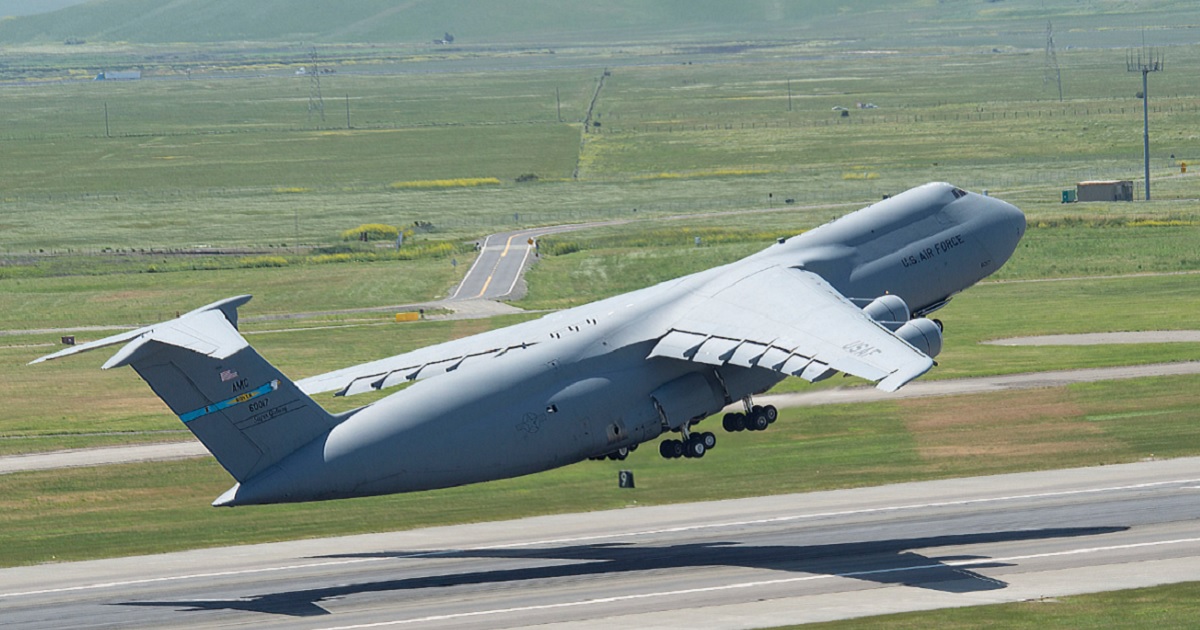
[5, 457, 1200, 629]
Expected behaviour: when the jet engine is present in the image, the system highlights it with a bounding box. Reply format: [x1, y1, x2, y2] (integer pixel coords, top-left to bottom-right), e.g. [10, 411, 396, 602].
[862, 294, 910, 331]
[895, 317, 943, 358]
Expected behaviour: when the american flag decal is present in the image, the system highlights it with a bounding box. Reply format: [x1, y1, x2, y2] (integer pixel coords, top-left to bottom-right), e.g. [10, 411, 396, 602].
[219, 369, 239, 382]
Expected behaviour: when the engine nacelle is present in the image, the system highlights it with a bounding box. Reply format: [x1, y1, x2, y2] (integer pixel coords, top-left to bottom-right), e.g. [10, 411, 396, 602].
[862, 294, 910, 331]
[649, 372, 725, 431]
[895, 317, 943, 358]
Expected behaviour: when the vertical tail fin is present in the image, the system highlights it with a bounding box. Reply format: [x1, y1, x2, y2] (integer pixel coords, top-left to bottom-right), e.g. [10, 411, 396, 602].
[31, 296, 339, 482]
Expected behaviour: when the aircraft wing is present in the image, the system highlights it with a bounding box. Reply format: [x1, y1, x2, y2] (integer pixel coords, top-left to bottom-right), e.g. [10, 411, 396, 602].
[300, 264, 933, 398]
[648, 264, 934, 392]
[296, 326, 542, 397]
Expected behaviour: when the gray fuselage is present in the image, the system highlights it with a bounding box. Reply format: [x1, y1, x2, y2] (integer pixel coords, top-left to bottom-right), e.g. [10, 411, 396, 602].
[219, 183, 1025, 505]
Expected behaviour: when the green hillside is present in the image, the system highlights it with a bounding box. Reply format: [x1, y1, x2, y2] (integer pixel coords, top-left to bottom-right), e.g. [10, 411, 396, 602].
[2, 0, 1198, 46]
[0, 0, 88, 18]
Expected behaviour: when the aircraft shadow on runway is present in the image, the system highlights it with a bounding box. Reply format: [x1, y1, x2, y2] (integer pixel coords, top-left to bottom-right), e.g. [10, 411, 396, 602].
[117, 526, 1126, 617]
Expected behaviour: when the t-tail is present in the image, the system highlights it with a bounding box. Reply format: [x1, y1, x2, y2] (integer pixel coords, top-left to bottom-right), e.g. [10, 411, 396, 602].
[30, 296, 340, 485]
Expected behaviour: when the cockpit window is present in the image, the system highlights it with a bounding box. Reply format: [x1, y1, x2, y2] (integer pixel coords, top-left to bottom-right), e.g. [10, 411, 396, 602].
[950, 187, 968, 199]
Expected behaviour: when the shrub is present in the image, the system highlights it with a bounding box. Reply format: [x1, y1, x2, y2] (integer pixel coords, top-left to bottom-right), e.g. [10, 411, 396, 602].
[388, 177, 501, 190]
[239, 255, 290, 268]
[341, 224, 400, 242]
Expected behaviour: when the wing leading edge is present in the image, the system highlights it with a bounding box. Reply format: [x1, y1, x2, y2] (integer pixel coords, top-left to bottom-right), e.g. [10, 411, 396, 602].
[648, 265, 934, 392]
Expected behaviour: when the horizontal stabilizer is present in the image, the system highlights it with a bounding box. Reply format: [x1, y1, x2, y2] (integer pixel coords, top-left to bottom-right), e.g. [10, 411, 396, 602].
[30, 295, 253, 366]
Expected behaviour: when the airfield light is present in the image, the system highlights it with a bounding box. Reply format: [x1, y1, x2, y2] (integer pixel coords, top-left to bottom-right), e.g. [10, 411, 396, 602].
[1127, 47, 1164, 201]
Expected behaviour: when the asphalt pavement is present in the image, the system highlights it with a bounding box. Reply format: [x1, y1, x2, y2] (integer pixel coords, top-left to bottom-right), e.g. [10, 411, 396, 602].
[4, 457, 1200, 628]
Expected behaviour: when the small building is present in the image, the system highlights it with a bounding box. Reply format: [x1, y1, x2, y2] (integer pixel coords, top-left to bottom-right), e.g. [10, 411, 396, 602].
[1076, 180, 1133, 202]
[94, 70, 141, 81]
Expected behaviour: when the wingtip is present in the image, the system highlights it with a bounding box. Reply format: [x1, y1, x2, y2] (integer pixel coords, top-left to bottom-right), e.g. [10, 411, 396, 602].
[875, 357, 934, 393]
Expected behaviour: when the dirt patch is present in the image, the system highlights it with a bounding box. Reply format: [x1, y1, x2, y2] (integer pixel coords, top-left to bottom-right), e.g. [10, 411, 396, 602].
[901, 389, 1115, 463]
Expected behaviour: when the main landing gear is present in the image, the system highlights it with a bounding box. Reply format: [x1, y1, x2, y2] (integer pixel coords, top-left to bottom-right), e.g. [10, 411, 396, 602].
[658, 428, 716, 460]
[655, 396, 776, 460]
[721, 397, 777, 433]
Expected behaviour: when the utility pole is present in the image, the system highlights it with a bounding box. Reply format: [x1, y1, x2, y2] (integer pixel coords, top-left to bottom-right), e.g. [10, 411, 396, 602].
[104, 102, 110, 138]
[556, 87, 563, 122]
[345, 94, 351, 129]
[1127, 46, 1163, 200]
[787, 79, 792, 112]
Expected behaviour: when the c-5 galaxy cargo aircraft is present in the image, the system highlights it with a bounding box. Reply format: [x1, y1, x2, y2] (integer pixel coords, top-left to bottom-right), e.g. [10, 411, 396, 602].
[34, 183, 1024, 506]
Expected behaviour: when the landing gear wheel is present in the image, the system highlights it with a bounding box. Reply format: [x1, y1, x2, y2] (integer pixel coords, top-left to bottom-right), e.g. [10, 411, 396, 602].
[722, 412, 746, 432]
[660, 439, 684, 459]
[684, 437, 706, 459]
[701, 432, 716, 450]
[747, 411, 770, 431]
[763, 405, 778, 424]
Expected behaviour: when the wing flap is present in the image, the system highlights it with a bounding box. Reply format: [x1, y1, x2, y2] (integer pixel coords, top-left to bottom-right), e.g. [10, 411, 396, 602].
[646, 330, 707, 361]
[693, 337, 741, 366]
[651, 265, 933, 391]
[728, 342, 769, 368]
[298, 338, 541, 396]
[780, 354, 812, 376]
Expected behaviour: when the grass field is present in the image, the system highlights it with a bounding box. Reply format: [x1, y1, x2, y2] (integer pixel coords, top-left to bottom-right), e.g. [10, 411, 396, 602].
[798, 581, 1200, 629]
[2, 372, 1198, 567]
[0, 8, 1199, 624]
[3, 15, 1200, 252]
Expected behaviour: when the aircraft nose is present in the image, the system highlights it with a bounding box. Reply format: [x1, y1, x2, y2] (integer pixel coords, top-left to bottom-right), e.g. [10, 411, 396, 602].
[986, 196, 1026, 262]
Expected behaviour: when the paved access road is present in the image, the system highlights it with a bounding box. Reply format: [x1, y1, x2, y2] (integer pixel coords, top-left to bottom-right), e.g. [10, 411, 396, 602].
[4, 457, 1200, 629]
[449, 223, 624, 302]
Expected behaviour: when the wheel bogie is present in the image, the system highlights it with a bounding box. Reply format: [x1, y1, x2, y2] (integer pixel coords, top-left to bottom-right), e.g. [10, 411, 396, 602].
[659, 439, 685, 459]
